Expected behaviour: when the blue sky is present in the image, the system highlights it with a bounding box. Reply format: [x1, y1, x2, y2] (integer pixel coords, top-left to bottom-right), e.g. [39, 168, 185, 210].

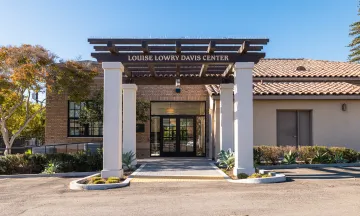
[0, 0, 358, 61]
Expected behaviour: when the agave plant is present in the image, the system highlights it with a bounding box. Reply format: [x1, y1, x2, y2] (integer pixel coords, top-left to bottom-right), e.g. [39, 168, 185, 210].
[333, 152, 348, 164]
[217, 149, 235, 171]
[311, 151, 330, 164]
[122, 151, 136, 170]
[282, 150, 297, 164]
[42, 160, 62, 174]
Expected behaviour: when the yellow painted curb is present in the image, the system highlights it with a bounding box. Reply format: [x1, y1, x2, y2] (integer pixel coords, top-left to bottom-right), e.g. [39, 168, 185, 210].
[131, 178, 225, 182]
[130, 175, 225, 180]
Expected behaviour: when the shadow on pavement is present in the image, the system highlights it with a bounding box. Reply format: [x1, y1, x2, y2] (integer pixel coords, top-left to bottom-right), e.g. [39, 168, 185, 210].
[280, 167, 360, 180]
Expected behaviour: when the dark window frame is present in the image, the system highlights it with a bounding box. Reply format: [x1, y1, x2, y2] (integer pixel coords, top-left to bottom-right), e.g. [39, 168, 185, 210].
[67, 101, 103, 137]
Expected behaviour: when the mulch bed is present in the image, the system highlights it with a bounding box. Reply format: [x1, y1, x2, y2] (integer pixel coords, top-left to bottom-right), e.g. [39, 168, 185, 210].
[83, 164, 141, 184]
[221, 168, 238, 180]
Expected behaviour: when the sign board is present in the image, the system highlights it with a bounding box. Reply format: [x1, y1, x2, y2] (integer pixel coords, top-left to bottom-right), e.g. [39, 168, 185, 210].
[91, 52, 264, 64]
[127, 54, 230, 63]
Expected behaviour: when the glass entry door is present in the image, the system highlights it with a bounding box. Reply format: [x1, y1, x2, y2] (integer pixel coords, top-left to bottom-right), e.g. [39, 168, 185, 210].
[160, 116, 196, 157]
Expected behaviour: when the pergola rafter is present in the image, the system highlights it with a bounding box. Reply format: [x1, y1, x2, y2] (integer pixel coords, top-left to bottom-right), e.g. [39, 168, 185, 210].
[89, 38, 269, 84]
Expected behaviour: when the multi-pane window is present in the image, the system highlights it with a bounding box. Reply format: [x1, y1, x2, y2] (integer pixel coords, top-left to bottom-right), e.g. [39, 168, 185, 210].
[68, 101, 103, 137]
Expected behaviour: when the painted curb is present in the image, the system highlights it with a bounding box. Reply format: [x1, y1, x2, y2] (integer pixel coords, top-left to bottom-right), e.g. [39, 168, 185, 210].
[258, 162, 360, 170]
[0, 172, 98, 179]
[209, 162, 232, 180]
[69, 164, 147, 190]
[227, 174, 286, 184]
[210, 162, 286, 184]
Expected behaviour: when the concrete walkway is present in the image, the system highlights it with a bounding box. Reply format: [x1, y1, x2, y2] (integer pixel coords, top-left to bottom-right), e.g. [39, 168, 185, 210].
[134, 158, 224, 180]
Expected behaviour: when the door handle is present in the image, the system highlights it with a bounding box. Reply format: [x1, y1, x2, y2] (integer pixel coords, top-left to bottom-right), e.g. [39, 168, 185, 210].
[293, 135, 297, 138]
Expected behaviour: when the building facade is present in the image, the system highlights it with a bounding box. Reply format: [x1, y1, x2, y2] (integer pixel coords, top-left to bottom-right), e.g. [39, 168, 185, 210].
[45, 58, 360, 159]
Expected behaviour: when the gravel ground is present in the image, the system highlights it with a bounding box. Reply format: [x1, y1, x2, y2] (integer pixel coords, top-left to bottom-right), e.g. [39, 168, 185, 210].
[0, 167, 360, 216]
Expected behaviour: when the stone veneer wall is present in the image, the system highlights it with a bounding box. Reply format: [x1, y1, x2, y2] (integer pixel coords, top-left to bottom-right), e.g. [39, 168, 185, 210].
[45, 81, 209, 158]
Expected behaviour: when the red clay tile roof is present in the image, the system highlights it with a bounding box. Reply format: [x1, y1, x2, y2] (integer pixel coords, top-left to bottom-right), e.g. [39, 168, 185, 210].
[206, 82, 360, 96]
[253, 59, 360, 78]
[93, 58, 360, 79]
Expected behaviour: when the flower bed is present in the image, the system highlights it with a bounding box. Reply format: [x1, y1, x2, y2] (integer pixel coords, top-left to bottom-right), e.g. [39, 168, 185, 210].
[220, 168, 273, 180]
[79, 165, 139, 185]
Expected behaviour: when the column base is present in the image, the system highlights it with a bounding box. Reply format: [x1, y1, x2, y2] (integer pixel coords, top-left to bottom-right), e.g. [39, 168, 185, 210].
[101, 169, 124, 178]
[233, 167, 255, 176]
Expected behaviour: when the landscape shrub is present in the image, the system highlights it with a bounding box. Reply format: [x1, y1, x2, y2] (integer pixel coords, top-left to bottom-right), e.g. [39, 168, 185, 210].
[253, 147, 262, 165]
[92, 179, 106, 184]
[0, 149, 103, 175]
[237, 173, 249, 179]
[258, 146, 282, 165]
[297, 146, 317, 164]
[342, 148, 358, 163]
[106, 177, 121, 184]
[248, 173, 270, 178]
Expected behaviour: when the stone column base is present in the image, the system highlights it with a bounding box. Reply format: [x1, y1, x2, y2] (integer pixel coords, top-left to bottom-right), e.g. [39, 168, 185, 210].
[101, 169, 124, 178]
[233, 167, 255, 176]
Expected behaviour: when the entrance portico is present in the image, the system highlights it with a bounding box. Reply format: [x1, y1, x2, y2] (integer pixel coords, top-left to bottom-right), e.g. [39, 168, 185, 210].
[88, 38, 269, 178]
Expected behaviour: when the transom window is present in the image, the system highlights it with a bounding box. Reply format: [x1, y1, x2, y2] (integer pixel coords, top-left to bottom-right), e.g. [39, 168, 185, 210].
[68, 101, 103, 137]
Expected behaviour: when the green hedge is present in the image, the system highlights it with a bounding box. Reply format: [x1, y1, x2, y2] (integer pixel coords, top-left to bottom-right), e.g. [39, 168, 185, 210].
[253, 146, 360, 165]
[0, 150, 102, 175]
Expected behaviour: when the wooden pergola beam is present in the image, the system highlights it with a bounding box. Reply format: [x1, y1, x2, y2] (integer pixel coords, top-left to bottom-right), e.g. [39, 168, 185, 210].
[120, 64, 132, 77]
[148, 64, 156, 76]
[222, 41, 251, 77]
[176, 41, 181, 77]
[200, 41, 216, 77]
[222, 64, 234, 77]
[94, 45, 264, 52]
[124, 76, 234, 85]
[89, 38, 269, 45]
[141, 41, 155, 76]
[142, 41, 149, 54]
[175, 41, 181, 53]
[107, 41, 118, 54]
[239, 41, 250, 54]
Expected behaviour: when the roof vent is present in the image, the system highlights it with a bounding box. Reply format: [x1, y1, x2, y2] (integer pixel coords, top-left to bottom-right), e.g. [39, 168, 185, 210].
[296, 66, 306, 71]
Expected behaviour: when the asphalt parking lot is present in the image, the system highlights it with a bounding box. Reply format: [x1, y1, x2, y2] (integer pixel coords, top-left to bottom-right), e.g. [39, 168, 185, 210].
[0, 167, 359, 216]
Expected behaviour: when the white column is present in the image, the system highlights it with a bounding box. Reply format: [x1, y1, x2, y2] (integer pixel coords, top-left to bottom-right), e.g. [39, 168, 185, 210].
[233, 62, 255, 176]
[208, 96, 214, 160]
[214, 99, 221, 159]
[220, 84, 234, 151]
[123, 84, 137, 165]
[101, 62, 124, 178]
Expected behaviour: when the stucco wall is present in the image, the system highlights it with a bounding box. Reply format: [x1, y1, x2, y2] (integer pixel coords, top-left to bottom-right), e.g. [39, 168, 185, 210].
[254, 100, 360, 151]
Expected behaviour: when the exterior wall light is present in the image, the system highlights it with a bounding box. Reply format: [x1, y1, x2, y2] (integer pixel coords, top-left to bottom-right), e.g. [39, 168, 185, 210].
[166, 102, 175, 114]
[341, 103, 347, 111]
[175, 79, 181, 93]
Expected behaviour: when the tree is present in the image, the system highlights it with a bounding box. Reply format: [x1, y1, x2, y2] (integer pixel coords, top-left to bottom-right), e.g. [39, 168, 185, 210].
[6, 102, 45, 144]
[0, 45, 98, 154]
[79, 88, 150, 125]
[349, 4, 360, 62]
